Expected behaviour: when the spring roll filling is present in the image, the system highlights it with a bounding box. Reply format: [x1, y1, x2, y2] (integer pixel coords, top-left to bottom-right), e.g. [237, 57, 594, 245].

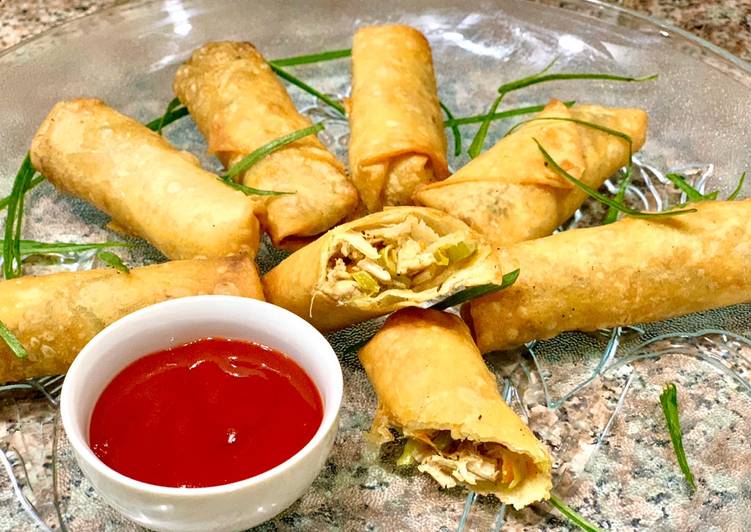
[397, 430, 535, 491]
[321, 215, 477, 300]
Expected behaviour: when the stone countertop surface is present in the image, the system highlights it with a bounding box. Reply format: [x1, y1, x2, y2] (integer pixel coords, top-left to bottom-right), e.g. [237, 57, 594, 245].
[0, 1, 750, 532]
[1, 0, 750, 60]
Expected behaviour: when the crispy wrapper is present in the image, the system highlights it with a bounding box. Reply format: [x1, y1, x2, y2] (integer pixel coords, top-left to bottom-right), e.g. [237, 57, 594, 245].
[173, 42, 359, 248]
[359, 308, 552, 508]
[466, 199, 751, 353]
[414, 100, 647, 248]
[263, 207, 500, 332]
[349, 25, 448, 212]
[29, 99, 260, 260]
[0, 256, 264, 384]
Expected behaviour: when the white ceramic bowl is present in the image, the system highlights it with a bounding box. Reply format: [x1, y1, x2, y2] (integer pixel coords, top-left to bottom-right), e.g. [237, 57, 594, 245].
[60, 295, 343, 532]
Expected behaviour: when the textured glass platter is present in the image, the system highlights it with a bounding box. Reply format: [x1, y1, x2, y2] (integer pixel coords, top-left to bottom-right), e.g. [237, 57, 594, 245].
[1, 0, 750, 530]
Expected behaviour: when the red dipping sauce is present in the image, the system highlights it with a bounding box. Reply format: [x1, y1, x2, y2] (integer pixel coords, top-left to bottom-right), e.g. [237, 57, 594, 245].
[89, 338, 323, 488]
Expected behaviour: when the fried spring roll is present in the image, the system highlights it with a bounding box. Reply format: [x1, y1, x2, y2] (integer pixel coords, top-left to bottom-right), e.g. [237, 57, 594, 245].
[348, 25, 449, 212]
[0, 256, 264, 383]
[465, 200, 751, 353]
[359, 308, 552, 508]
[263, 207, 500, 332]
[30, 99, 260, 260]
[173, 42, 359, 248]
[414, 100, 647, 248]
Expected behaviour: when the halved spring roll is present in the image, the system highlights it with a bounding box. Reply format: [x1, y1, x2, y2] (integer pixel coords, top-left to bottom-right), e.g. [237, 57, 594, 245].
[414, 100, 648, 248]
[30, 99, 260, 260]
[0, 256, 264, 384]
[359, 308, 552, 508]
[348, 24, 449, 212]
[465, 199, 751, 353]
[263, 207, 500, 332]
[173, 42, 359, 248]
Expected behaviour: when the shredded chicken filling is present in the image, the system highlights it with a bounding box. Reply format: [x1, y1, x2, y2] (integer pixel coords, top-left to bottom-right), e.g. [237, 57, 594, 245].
[322, 216, 476, 300]
[397, 430, 532, 490]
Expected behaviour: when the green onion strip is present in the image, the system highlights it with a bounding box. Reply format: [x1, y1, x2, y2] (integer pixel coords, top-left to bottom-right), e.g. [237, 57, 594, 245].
[467, 58, 656, 158]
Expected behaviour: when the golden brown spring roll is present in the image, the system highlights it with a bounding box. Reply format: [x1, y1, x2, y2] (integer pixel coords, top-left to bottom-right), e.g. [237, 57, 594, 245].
[263, 207, 500, 332]
[0, 256, 264, 383]
[29, 99, 260, 260]
[359, 308, 552, 508]
[348, 24, 449, 212]
[466, 200, 751, 353]
[173, 42, 359, 248]
[414, 100, 647, 248]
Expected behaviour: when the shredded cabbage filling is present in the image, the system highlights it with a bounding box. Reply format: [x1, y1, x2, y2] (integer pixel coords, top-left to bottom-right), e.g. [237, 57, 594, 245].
[397, 430, 532, 490]
[322, 215, 476, 300]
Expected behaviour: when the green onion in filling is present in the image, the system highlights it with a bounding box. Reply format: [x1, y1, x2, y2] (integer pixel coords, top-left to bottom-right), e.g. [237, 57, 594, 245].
[397, 439, 420, 466]
[378, 245, 397, 274]
[445, 241, 476, 263]
[353, 271, 380, 295]
[433, 248, 450, 266]
[432, 432, 453, 451]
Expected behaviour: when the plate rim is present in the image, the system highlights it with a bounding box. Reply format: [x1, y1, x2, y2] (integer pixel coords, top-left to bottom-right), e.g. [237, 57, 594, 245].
[0, 0, 749, 77]
[577, 0, 751, 72]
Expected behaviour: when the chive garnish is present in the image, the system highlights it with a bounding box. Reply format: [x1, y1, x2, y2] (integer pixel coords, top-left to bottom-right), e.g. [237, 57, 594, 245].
[430, 269, 520, 310]
[0, 320, 27, 359]
[0, 174, 44, 212]
[664, 173, 717, 202]
[153, 97, 182, 135]
[270, 64, 346, 116]
[505, 117, 631, 149]
[603, 176, 631, 225]
[549, 493, 602, 532]
[144, 103, 189, 132]
[143, 49, 352, 132]
[467, 59, 558, 158]
[269, 48, 351, 68]
[439, 101, 462, 157]
[468, 59, 656, 158]
[221, 122, 325, 191]
[506, 116, 639, 226]
[1, 240, 132, 258]
[220, 180, 291, 197]
[443, 101, 575, 128]
[727, 172, 746, 201]
[496, 57, 560, 94]
[2, 155, 36, 280]
[150, 97, 300, 195]
[224, 122, 323, 180]
[496, 72, 657, 95]
[533, 139, 696, 219]
[468, 94, 504, 158]
[505, 117, 634, 178]
[659, 383, 696, 493]
[96, 250, 130, 273]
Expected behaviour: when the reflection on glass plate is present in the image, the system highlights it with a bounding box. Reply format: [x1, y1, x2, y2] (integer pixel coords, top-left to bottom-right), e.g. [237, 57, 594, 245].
[1, 0, 749, 530]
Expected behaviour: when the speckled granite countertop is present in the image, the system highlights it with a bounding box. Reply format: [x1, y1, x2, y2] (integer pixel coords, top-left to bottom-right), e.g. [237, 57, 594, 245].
[1, 1, 750, 532]
[1, 0, 750, 59]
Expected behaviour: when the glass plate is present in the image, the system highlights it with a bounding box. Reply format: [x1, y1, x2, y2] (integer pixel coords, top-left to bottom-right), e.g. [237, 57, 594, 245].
[1, 1, 750, 530]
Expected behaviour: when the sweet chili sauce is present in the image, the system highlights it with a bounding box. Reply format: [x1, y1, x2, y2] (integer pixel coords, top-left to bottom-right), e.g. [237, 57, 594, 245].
[89, 338, 323, 488]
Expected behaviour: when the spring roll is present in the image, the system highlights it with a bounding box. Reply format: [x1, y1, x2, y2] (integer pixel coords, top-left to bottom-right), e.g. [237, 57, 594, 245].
[29, 99, 260, 260]
[173, 42, 359, 248]
[359, 308, 552, 508]
[348, 24, 449, 212]
[263, 207, 499, 332]
[414, 100, 647, 248]
[0, 256, 264, 384]
[465, 199, 751, 353]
